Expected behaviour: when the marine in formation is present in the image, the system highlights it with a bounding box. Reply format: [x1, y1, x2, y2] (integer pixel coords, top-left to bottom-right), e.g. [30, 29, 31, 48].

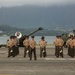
[6, 34, 75, 59]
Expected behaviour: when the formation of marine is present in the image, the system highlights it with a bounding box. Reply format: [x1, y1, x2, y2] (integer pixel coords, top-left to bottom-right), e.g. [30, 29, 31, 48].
[6, 28, 75, 60]
[7, 35, 47, 60]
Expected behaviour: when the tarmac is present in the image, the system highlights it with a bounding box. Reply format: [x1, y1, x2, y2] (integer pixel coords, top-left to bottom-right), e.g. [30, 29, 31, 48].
[0, 46, 75, 75]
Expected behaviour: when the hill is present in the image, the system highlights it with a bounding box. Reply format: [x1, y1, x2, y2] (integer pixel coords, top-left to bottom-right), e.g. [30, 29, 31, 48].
[0, 25, 69, 36]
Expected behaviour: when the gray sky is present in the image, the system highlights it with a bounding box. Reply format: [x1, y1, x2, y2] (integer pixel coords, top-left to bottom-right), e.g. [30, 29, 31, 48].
[0, 0, 75, 7]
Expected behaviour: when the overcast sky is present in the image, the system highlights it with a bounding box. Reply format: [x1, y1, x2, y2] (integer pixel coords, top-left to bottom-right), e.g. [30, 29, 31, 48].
[0, 0, 75, 7]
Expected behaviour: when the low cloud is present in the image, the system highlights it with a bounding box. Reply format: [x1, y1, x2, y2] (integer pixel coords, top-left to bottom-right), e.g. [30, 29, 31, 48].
[0, 0, 75, 7]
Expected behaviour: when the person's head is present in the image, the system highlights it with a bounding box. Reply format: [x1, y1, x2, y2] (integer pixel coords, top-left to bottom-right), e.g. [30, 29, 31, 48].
[31, 36, 34, 39]
[58, 35, 61, 39]
[70, 35, 73, 38]
[73, 36, 75, 39]
[25, 35, 29, 39]
[10, 36, 14, 39]
[56, 36, 59, 38]
[41, 36, 45, 40]
[10, 36, 12, 39]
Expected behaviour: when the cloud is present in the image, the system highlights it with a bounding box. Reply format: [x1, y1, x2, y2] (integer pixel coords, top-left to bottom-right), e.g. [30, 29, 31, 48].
[0, 0, 75, 7]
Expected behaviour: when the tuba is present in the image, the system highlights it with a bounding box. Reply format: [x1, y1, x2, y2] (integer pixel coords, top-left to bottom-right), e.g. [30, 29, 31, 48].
[15, 31, 22, 39]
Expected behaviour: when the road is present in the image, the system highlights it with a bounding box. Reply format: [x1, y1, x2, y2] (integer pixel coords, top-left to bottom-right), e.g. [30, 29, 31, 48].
[0, 46, 75, 75]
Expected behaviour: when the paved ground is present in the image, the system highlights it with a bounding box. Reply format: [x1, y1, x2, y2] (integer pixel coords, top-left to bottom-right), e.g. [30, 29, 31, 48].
[0, 46, 75, 75]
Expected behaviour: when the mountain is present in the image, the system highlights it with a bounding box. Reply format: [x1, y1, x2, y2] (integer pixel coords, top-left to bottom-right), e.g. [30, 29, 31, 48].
[0, 5, 75, 30]
[0, 25, 67, 36]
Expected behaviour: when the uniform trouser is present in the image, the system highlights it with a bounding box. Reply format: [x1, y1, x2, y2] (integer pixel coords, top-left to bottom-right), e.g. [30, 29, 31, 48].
[68, 46, 71, 56]
[14, 45, 19, 55]
[73, 46, 75, 56]
[56, 46, 63, 57]
[55, 46, 59, 57]
[63, 42, 67, 48]
[70, 46, 75, 58]
[8, 46, 11, 57]
[55, 46, 57, 56]
[40, 47, 47, 57]
[12, 46, 19, 57]
[24, 46, 30, 57]
[30, 47, 37, 60]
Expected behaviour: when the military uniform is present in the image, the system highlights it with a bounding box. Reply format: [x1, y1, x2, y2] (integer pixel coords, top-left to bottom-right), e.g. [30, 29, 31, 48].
[7, 36, 19, 57]
[66, 37, 72, 56]
[29, 36, 37, 60]
[12, 37, 19, 57]
[70, 37, 75, 58]
[54, 36, 64, 58]
[23, 36, 30, 58]
[39, 36, 47, 58]
[54, 36, 59, 56]
[7, 37, 13, 57]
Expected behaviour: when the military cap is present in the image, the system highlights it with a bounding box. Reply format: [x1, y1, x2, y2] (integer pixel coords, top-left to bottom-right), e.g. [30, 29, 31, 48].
[58, 35, 61, 37]
[41, 36, 45, 39]
[31, 36, 34, 38]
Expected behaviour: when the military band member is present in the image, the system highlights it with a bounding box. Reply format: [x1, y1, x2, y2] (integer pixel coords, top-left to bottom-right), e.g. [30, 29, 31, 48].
[39, 36, 47, 58]
[29, 36, 37, 60]
[23, 36, 30, 58]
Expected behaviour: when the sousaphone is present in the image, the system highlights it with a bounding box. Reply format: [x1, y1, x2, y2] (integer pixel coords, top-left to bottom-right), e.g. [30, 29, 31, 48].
[15, 31, 22, 39]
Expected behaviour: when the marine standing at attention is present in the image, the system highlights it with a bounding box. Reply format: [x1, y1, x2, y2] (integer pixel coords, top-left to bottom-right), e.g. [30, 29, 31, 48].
[54, 36, 59, 56]
[54, 36, 64, 58]
[7, 36, 13, 57]
[23, 36, 30, 58]
[7, 36, 18, 57]
[69, 36, 75, 58]
[71, 36, 75, 57]
[58, 36, 64, 58]
[39, 36, 47, 58]
[66, 36, 72, 56]
[29, 36, 37, 60]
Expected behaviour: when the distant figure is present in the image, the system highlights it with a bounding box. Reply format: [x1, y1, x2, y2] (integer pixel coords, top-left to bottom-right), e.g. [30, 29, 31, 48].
[23, 36, 30, 58]
[29, 36, 37, 60]
[39, 36, 47, 58]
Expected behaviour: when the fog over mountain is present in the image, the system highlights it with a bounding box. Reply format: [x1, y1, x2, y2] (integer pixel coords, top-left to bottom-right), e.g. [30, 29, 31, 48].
[0, 5, 75, 30]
